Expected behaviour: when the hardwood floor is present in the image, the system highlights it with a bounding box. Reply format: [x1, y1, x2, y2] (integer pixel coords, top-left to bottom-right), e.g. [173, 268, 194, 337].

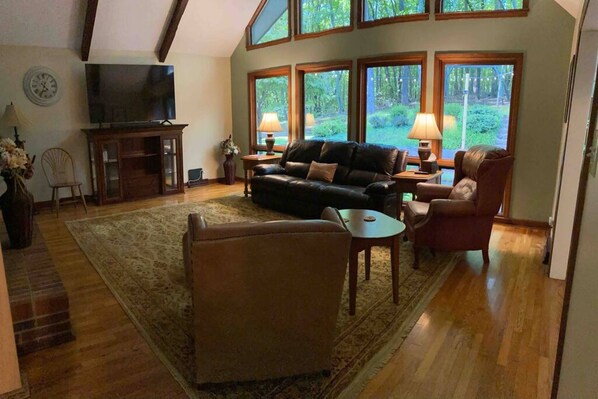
[16, 183, 563, 398]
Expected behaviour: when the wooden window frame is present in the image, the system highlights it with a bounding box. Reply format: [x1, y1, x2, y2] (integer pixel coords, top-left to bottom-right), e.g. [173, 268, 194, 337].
[248, 66, 293, 154]
[295, 61, 354, 140]
[357, 0, 430, 29]
[434, 0, 529, 20]
[294, 0, 354, 40]
[357, 53, 427, 164]
[246, 0, 292, 51]
[433, 52, 524, 218]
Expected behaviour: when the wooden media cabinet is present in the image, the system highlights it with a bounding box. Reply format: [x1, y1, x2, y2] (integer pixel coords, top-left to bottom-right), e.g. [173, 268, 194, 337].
[82, 124, 186, 205]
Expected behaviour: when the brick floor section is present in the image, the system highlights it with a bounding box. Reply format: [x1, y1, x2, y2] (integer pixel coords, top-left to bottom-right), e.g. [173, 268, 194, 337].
[2, 222, 74, 354]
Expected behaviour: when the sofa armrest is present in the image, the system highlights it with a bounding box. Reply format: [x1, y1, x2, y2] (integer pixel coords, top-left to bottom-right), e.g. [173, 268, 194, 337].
[364, 180, 396, 196]
[416, 183, 453, 203]
[253, 164, 286, 176]
[428, 199, 476, 218]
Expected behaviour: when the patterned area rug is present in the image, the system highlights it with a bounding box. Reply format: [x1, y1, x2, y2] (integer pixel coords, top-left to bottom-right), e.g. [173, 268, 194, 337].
[66, 196, 461, 398]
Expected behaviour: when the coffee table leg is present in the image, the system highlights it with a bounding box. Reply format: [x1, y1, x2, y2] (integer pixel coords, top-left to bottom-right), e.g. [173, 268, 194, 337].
[365, 248, 371, 281]
[391, 235, 400, 305]
[349, 244, 359, 315]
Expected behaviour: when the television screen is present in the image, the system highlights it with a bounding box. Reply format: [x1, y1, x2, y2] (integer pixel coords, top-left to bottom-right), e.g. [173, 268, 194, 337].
[85, 64, 176, 124]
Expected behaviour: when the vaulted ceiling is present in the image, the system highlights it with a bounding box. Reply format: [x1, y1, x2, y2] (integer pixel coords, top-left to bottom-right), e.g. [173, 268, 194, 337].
[0, 0, 261, 59]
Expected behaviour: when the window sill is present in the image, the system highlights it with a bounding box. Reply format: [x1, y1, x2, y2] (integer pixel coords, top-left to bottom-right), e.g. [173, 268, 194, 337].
[435, 8, 529, 20]
[357, 13, 430, 29]
[294, 25, 353, 41]
[246, 37, 292, 51]
[252, 144, 287, 153]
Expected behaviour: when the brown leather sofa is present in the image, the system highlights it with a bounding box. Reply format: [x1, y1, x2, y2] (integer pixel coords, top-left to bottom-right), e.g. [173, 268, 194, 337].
[182, 208, 352, 385]
[404, 145, 514, 267]
[251, 140, 408, 218]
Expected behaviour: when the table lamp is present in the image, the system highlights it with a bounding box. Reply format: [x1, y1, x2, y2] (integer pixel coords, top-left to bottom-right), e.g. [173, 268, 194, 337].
[407, 113, 442, 168]
[258, 112, 283, 155]
[0, 102, 30, 148]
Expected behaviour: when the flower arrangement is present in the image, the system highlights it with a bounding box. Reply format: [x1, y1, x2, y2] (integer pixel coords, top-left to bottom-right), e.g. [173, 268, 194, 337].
[0, 138, 34, 182]
[220, 135, 241, 156]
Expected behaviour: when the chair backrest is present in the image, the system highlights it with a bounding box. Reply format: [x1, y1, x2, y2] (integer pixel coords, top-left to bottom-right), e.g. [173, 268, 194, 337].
[41, 148, 76, 187]
[183, 208, 352, 384]
[454, 145, 514, 217]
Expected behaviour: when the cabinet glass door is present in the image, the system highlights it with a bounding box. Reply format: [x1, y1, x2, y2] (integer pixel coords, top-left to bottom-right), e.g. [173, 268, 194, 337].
[162, 137, 179, 192]
[101, 142, 122, 200]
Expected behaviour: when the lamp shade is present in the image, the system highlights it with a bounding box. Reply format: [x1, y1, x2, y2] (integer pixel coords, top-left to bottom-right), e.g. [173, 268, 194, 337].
[305, 113, 316, 127]
[258, 112, 283, 132]
[0, 103, 31, 128]
[407, 113, 442, 141]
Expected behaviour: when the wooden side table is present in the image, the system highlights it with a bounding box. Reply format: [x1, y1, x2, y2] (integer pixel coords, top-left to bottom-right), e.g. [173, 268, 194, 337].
[241, 154, 282, 197]
[339, 209, 405, 316]
[391, 170, 443, 220]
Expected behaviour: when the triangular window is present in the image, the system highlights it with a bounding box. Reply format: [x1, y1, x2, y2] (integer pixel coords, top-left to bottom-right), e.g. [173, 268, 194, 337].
[247, 0, 290, 48]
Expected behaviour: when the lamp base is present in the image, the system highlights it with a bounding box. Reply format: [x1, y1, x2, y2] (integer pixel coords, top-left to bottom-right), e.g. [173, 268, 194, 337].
[14, 127, 24, 149]
[265, 133, 275, 155]
[417, 140, 432, 169]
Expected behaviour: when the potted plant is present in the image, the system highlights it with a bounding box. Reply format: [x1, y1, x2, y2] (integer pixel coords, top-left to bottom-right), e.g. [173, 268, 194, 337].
[0, 138, 35, 248]
[219, 135, 240, 185]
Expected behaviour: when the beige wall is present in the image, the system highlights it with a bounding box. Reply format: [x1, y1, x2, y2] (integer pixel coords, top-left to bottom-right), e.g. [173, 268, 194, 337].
[230, 0, 575, 222]
[0, 45, 233, 202]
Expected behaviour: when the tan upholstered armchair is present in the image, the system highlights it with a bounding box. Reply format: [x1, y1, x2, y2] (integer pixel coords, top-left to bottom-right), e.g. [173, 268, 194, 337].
[404, 145, 514, 267]
[182, 208, 352, 385]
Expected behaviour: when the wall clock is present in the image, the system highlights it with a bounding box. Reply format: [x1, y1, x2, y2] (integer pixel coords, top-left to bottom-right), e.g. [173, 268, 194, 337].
[23, 66, 62, 107]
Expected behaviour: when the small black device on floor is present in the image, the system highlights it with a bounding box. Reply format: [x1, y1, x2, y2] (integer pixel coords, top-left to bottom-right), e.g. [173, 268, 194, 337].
[187, 168, 209, 188]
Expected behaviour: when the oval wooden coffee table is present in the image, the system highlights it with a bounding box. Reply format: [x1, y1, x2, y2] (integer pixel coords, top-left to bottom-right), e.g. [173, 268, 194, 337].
[339, 209, 406, 315]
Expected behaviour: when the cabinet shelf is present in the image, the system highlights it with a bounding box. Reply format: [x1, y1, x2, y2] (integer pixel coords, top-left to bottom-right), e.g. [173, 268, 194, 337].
[121, 152, 160, 159]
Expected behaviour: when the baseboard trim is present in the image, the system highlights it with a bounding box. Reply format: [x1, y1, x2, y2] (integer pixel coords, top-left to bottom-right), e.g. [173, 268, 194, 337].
[495, 216, 550, 230]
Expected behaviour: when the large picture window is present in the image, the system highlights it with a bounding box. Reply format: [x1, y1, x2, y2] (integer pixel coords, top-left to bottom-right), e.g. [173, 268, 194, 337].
[358, 54, 426, 157]
[435, 0, 528, 19]
[296, 0, 353, 38]
[246, 0, 291, 50]
[434, 53, 523, 216]
[248, 66, 292, 152]
[296, 62, 352, 141]
[358, 0, 429, 27]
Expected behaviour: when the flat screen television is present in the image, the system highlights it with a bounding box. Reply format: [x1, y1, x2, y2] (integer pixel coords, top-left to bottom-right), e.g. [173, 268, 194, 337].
[85, 64, 176, 124]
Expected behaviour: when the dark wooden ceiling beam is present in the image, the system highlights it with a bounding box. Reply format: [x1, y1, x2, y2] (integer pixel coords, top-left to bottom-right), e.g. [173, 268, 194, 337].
[81, 0, 99, 62]
[158, 0, 189, 63]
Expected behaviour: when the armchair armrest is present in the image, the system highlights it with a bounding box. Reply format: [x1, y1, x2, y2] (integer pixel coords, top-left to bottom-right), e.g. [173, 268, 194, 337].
[428, 199, 476, 218]
[416, 183, 453, 203]
[365, 180, 396, 196]
[253, 164, 286, 176]
[188, 213, 208, 242]
[321, 207, 348, 230]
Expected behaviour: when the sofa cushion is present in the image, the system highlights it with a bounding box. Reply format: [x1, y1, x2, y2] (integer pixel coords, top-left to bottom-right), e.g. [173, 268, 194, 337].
[288, 179, 327, 202]
[352, 143, 399, 175]
[405, 201, 430, 226]
[320, 184, 369, 209]
[449, 177, 478, 201]
[281, 140, 324, 166]
[250, 174, 299, 194]
[285, 161, 311, 178]
[319, 141, 357, 184]
[345, 143, 399, 187]
[307, 161, 337, 183]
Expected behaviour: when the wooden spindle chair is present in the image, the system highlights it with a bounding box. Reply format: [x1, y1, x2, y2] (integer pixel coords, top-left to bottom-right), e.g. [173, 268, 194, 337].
[41, 148, 87, 217]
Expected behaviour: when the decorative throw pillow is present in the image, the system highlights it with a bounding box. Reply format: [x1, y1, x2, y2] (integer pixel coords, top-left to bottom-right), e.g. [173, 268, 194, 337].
[449, 177, 478, 201]
[306, 161, 337, 183]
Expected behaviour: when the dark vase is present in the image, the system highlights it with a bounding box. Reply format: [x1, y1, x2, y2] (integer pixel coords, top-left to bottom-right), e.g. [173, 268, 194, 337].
[0, 177, 34, 249]
[223, 154, 236, 185]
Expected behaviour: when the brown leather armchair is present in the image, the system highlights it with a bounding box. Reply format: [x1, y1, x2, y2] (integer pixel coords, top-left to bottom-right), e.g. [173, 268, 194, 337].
[404, 145, 514, 267]
[182, 208, 352, 385]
